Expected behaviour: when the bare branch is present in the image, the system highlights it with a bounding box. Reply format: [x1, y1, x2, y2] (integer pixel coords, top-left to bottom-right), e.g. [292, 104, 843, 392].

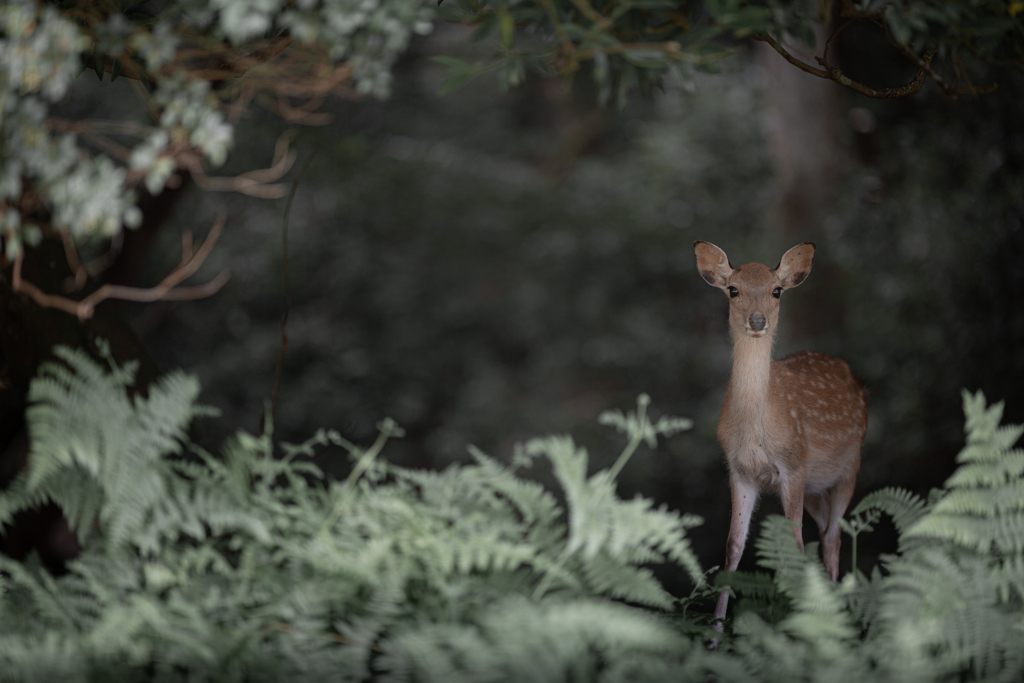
[814, 47, 933, 99]
[59, 231, 88, 292]
[261, 153, 316, 436]
[756, 15, 1000, 100]
[183, 135, 297, 198]
[82, 230, 124, 278]
[47, 119, 156, 137]
[76, 271, 230, 318]
[181, 231, 194, 264]
[12, 251, 85, 318]
[889, 33, 997, 98]
[184, 37, 294, 81]
[11, 214, 230, 321]
[567, 0, 610, 29]
[259, 94, 332, 126]
[753, 32, 829, 79]
[755, 29, 933, 99]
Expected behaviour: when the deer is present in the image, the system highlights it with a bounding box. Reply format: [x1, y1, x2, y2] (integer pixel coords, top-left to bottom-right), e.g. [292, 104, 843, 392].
[693, 241, 867, 635]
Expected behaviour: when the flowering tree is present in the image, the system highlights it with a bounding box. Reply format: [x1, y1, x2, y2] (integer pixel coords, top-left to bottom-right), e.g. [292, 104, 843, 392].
[1, 0, 1020, 320]
[1, 0, 431, 317]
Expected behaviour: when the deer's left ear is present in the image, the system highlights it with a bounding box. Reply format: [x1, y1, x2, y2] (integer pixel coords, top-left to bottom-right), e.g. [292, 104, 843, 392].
[694, 241, 734, 289]
[776, 243, 815, 289]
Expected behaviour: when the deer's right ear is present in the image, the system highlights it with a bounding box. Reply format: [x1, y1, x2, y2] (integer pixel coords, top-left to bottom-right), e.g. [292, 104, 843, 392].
[776, 242, 815, 289]
[694, 241, 733, 289]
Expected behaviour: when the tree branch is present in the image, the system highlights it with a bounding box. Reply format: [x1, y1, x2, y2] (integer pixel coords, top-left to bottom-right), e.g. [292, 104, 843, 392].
[877, 21, 998, 98]
[11, 214, 230, 321]
[260, 152, 317, 437]
[754, 28, 934, 99]
[756, 10, 1001, 100]
[179, 135, 297, 198]
[753, 31, 829, 79]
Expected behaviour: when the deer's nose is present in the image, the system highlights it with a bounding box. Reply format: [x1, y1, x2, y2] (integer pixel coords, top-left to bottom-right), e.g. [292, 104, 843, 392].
[748, 314, 766, 331]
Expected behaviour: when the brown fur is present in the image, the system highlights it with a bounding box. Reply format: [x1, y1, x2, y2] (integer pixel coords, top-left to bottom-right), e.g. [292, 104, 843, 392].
[694, 241, 867, 634]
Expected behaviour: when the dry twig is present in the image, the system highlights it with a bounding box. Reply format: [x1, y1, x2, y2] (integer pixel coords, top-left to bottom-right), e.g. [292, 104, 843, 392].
[259, 151, 318, 437]
[12, 214, 230, 321]
[180, 135, 298, 198]
[754, 16, 996, 100]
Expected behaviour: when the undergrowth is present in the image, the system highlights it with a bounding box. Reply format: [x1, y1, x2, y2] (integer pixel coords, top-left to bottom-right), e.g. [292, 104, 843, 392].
[0, 346, 1021, 681]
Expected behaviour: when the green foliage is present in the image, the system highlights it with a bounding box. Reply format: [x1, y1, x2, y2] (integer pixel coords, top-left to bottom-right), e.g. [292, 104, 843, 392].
[1, 0, 431, 254]
[437, 0, 1023, 101]
[0, 347, 707, 681]
[2, 353, 1024, 681]
[0, 344, 216, 550]
[5, 0, 1021, 263]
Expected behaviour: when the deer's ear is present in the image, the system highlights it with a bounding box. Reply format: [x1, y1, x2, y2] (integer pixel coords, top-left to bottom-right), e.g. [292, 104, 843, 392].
[694, 241, 733, 289]
[776, 242, 815, 289]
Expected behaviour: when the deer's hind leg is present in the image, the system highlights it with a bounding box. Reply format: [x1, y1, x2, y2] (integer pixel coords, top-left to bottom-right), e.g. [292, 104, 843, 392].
[805, 471, 857, 581]
[803, 493, 833, 576]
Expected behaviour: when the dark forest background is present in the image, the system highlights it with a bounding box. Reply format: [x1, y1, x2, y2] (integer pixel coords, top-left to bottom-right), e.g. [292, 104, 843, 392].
[27, 22, 1024, 594]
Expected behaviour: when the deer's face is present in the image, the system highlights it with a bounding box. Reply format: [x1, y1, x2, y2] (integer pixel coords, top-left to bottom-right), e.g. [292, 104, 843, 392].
[722, 264, 785, 338]
[693, 241, 815, 339]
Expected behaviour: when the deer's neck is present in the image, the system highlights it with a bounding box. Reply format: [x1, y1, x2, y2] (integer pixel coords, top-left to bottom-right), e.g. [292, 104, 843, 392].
[727, 331, 775, 426]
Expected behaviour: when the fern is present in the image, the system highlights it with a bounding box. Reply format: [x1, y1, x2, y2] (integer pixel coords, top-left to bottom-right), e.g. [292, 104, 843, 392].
[3, 346, 212, 552]
[1, 348, 719, 681]
[850, 487, 929, 537]
[907, 394, 1024, 556]
[858, 390, 1024, 682]
[380, 597, 691, 683]
[5, 350, 1024, 681]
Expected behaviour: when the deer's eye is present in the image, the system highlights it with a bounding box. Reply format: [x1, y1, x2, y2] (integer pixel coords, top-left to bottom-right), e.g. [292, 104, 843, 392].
[727, 286, 739, 298]
[772, 287, 782, 298]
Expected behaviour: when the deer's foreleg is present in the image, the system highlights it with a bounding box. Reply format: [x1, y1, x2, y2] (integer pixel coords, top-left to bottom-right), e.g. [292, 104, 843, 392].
[713, 474, 759, 631]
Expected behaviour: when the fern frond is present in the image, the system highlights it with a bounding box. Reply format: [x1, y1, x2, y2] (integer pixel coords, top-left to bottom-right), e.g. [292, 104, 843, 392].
[525, 435, 705, 594]
[877, 547, 1024, 681]
[0, 556, 77, 630]
[383, 597, 688, 683]
[937, 482, 1024, 516]
[576, 551, 674, 609]
[783, 564, 858, 644]
[945, 451, 1024, 488]
[989, 555, 1024, 604]
[0, 632, 88, 683]
[753, 515, 811, 596]
[18, 347, 206, 553]
[840, 565, 885, 633]
[849, 487, 929, 536]
[962, 389, 1004, 441]
[716, 570, 789, 626]
[906, 392, 1024, 559]
[908, 513, 1024, 555]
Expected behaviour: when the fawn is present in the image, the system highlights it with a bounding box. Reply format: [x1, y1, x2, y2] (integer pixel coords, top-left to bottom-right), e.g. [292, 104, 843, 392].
[694, 241, 867, 632]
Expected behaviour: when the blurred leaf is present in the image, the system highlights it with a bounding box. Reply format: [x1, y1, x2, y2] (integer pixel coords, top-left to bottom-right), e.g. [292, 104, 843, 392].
[432, 56, 477, 93]
[886, 9, 911, 45]
[471, 12, 498, 40]
[622, 50, 668, 68]
[499, 8, 515, 48]
[437, 4, 466, 19]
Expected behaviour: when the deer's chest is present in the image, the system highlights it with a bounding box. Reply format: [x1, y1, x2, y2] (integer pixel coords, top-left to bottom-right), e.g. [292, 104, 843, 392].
[727, 440, 783, 490]
[718, 407, 790, 490]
